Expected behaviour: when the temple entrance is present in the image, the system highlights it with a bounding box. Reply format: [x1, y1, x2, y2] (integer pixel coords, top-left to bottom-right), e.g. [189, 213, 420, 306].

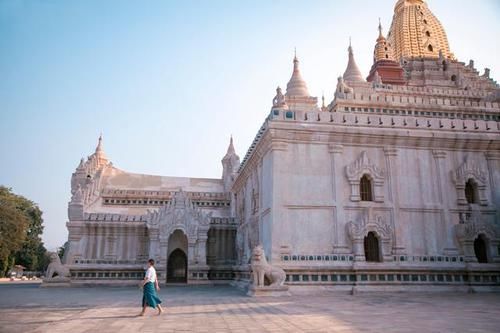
[474, 235, 488, 263]
[167, 248, 187, 283]
[364, 232, 381, 262]
[166, 229, 189, 283]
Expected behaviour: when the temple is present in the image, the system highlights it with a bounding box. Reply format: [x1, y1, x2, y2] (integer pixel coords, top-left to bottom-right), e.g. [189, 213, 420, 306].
[63, 0, 500, 291]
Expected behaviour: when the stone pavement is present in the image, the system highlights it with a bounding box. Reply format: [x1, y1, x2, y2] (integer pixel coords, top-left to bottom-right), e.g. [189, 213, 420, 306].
[0, 284, 499, 333]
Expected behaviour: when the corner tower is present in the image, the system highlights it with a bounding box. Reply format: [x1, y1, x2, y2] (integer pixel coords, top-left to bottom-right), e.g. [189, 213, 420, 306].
[367, 20, 406, 85]
[222, 136, 240, 192]
[388, 0, 454, 60]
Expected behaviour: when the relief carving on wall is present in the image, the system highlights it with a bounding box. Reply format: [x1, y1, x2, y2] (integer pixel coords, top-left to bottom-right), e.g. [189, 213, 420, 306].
[346, 207, 393, 261]
[454, 205, 499, 262]
[452, 155, 488, 205]
[345, 151, 385, 202]
[146, 190, 211, 243]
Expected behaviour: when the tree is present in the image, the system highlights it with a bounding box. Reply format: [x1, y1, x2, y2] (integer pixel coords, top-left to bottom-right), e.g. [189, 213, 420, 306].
[57, 241, 69, 260]
[0, 186, 48, 276]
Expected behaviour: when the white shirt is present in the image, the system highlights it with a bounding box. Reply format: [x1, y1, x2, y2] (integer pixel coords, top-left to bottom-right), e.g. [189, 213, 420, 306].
[145, 266, 157, 283]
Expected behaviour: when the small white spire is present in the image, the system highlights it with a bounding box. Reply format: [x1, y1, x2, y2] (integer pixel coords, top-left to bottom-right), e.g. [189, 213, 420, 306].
[226, 135, 235, 155]
[343, 40, 365, 83]
[286, 50, 311, 97]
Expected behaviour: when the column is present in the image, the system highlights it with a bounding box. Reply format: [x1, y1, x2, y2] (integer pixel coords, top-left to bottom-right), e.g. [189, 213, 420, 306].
[485, 152, 500, 223]
[188, 239, 196, 266]
[329, 144, 349, 253]
[384, 147, 406, 255]
[197, 233, 208, 266]
[216, 228, 224, 265]
[432, 150, 457, 254]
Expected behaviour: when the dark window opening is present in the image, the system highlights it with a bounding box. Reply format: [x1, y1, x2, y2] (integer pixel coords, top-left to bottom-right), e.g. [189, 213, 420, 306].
[428, 44, 433, 52]
[474, 235, 488, 263]
[360, 175, 373, 201]
[465, 179, 479, 204]
[425, 31, 431, 37]
[364, 232, 381, 262]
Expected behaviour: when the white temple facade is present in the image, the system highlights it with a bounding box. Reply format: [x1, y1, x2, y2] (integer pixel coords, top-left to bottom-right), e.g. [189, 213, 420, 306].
[64, 0, 500, 290]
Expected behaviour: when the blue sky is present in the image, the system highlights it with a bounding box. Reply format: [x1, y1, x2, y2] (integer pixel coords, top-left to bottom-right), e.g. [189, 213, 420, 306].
[1, 0, 499, 250]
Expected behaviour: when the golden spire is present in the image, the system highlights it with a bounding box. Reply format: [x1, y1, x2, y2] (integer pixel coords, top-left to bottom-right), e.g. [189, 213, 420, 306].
[388, 0, 454, 60]
[373, 20, 394, 62]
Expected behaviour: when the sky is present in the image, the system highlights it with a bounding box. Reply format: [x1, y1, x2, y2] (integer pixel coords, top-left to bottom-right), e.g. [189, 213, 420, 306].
[1, 0, 499, 250]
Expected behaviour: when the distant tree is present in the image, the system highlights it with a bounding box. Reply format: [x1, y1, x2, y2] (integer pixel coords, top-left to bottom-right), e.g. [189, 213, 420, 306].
[57, 241, 69, 260]
[0, 186, 48, 276]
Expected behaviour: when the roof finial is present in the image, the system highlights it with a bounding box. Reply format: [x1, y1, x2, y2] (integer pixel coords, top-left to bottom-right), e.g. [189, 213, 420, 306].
[343, 39, 365, 83]
[293, 47, 298, 69]
[96, 133, 103, 152]
[286, 48, 310, 97]
[378, 18, 383, 37]
[226, 135, 235, 155]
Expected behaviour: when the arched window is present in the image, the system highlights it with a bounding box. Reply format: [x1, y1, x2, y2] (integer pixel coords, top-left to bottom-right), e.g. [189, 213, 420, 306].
[465, 179, 479, 204]
[425, 31, 431, 37]
[364, 232, 381, 262]
[360, 175, 373, 201]
[474, 235, 488, 263]
[428, 44, 433, 52]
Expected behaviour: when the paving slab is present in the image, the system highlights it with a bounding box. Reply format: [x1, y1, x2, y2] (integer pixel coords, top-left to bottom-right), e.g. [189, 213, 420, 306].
[0, 284, 499, 332]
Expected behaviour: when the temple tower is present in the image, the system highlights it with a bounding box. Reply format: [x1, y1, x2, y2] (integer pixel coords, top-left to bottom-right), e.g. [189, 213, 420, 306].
[388, 0, 454, 60]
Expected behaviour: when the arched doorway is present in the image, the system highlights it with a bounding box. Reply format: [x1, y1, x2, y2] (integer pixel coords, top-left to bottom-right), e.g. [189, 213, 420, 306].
[474, 235, 488, 263]
[167, 248, 187, 283]
[364, 232, 381, 262]
[167, 229, 188, 283]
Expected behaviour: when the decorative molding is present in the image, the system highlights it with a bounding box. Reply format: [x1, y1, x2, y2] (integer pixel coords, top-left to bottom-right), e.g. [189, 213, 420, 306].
[452, 155, 488, 206]
[454, 206, 500, 262]
[383, 147, 398, 157]
[485, 151, 500, 161]
[328, 144, 343, 154]
[432, 150, 447, 159]
[345, 151, 385, 202]
[146, 190, 211, 243]
[346, 207, 393, 262]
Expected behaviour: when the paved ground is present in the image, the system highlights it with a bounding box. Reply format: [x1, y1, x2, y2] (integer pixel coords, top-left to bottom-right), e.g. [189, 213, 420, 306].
[0, 284, 499, 333]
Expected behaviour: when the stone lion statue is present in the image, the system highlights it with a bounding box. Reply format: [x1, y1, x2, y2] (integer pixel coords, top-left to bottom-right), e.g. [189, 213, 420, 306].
[45, 252, 70, 279]
[336, 76, 354, 94]
[250, 245, 286, 287]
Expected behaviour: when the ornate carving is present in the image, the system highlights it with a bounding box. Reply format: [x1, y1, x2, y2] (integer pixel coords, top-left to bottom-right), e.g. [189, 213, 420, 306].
[335, 76, 354, 95]
[454, 206, 499, 262]
[250, 245, 286, 287]
[452, 155, 488, 205]
[272, 86, 287, 108]
[345, 151, 385, 202]
[346, 208, 393, 261]
[453, 156, 487, 185]
[71, 184, 84, 203]
[146, 190, 211, 243]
